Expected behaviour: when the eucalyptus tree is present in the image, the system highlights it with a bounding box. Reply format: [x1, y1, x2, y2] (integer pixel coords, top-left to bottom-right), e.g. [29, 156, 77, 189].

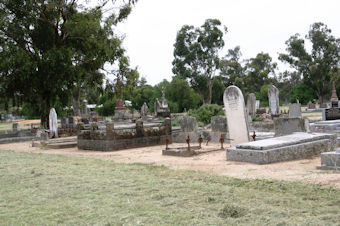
[279, 22, 340, 103]
[172, 19, 227, 104]
[0, 0, 137, 127]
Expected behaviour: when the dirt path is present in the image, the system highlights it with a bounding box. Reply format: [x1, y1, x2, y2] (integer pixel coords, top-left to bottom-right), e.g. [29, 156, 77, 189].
[1, 141, 339, 188]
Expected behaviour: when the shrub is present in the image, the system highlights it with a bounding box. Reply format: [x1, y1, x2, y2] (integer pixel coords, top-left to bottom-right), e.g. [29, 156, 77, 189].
[188, 104, 224, 125]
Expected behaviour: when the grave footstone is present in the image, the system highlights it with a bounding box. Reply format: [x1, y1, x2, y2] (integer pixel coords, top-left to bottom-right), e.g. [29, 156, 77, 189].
[268, 85, 280, 115]
[289, 103, 302, 118]
[223, 86, 249, 146]
[49, 108, 58, 138]
[246, 93, 256, 117]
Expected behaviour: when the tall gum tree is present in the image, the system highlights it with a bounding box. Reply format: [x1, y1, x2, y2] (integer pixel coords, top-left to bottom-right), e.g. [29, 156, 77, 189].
[279, 22, 340, 104]
[172, 19, 227, 104]
[0, 0, 137, 127]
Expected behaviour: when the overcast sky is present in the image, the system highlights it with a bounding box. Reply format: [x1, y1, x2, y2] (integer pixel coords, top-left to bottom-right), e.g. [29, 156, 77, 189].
[115, 0, 340, 85]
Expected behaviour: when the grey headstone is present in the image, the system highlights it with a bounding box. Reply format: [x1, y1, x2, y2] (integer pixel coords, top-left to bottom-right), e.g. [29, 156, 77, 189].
[180, 116, 198, 132]
[49, 108, 58, 138]
[61, 118, 67, 128]
[255, 100, 260, 110]
[274, 117, 309, 136]
[223, 85, 250, 146]
[141, 102, 149, 117]
[211, 116, 228, 132]
[289, 103, 302, 118]
[246, 93, 256, 117]
[268, 85, 280, 115]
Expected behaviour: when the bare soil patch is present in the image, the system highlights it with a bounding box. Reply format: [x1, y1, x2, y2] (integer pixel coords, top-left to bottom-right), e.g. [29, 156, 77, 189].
[0, 140, 339, 188]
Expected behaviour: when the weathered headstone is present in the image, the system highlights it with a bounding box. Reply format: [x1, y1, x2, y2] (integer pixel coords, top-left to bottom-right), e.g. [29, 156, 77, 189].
[255, 100, 260, 110]
[223, 86, 249, 146]
[289, 103, 302, 118]
[246, 93, 256, 117]
[49, 108, 58, 138]
[274, 117, 309, 136]
[141, 102, 149, 117]
[268, 85, 280, 115]
[61, 118, 67, 128]
[180, 116, 198, 132]
[211, 116, 228, 132]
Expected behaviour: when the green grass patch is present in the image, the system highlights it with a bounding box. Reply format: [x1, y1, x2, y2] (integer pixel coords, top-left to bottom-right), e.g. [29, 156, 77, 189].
[0, 150, 339, 225]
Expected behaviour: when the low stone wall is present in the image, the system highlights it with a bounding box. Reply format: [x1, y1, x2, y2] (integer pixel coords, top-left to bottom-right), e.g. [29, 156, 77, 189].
[77, 118, 171, 151]
[0, 130, 35, 144]
[78, 135, 168, 151]
[227, 133, 336, 164]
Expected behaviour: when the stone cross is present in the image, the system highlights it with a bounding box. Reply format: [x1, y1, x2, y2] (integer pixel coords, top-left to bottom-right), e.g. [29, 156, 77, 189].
[49, 108, 58, 138]
[223, 85, 250, 146]
[268, 85, 280, 115]
[246, 93, 256, 117]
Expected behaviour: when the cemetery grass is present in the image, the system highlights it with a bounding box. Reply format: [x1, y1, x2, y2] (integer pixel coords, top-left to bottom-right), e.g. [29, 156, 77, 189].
[1, 151, 340, 225]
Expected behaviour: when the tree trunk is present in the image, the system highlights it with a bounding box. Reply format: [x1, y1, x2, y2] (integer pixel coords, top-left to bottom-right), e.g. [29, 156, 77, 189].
[40, 97, 50, 129]
[207, 78, 213, 104]
[72, 88, 81, 116]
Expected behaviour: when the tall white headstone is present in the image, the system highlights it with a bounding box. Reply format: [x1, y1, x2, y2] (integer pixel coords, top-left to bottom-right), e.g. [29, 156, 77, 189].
[268, 85, 280, 115]
[223, 86, 250, 146]
[49, 108, 58, 138]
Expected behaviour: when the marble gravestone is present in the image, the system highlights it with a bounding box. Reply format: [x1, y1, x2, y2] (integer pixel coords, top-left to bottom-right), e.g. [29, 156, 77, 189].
[246, 93, 256, 117]
[223, 86, 250, 146]
[49, 108, 58, 138]
[289, 103, 302, 118]
[268, 85, 280, 115]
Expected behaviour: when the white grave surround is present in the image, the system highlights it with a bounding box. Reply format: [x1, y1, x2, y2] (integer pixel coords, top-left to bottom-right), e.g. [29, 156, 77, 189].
[223, 86, 250, 146]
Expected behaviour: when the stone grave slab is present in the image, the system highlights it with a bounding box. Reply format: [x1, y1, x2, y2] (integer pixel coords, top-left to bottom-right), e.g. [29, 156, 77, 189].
[226, 132, 336, 164]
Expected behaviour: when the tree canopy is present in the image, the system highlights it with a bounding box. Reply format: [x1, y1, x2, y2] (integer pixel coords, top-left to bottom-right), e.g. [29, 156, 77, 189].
[0, 0, 136, 127]
[172, 19, 226, 104]
[279, 22, 340, 103]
